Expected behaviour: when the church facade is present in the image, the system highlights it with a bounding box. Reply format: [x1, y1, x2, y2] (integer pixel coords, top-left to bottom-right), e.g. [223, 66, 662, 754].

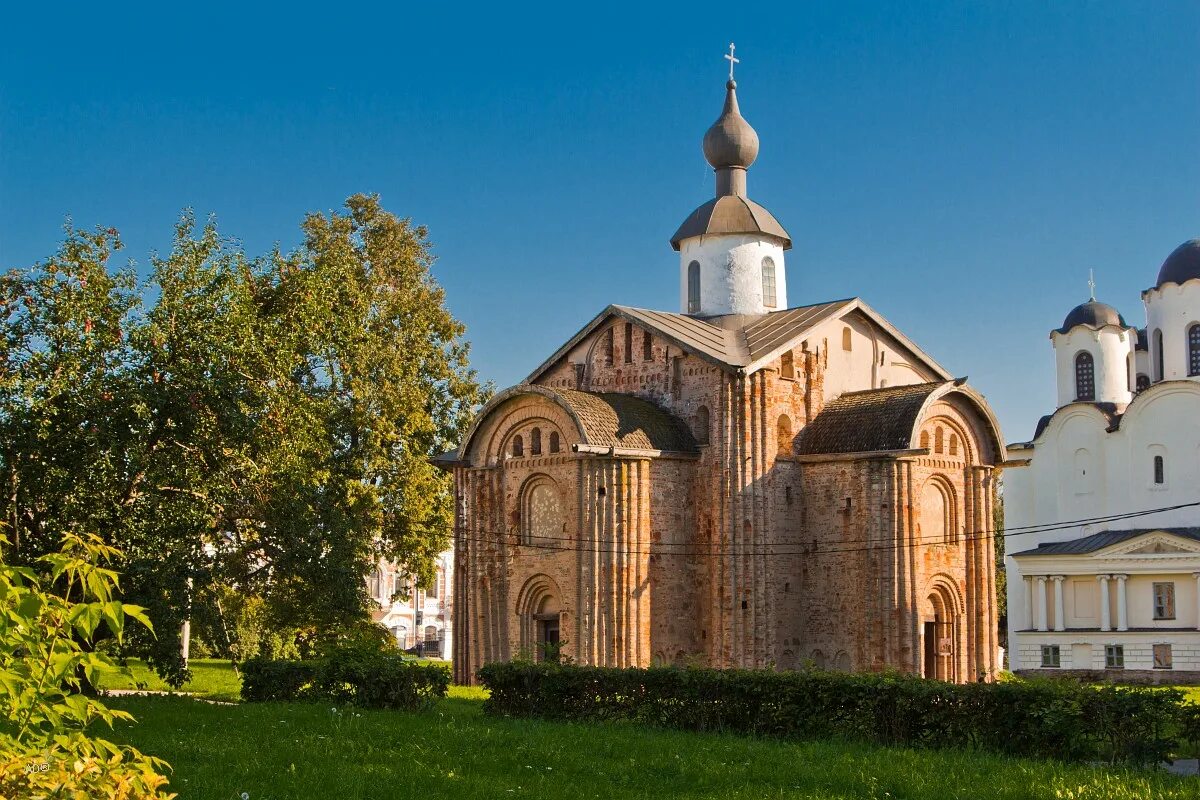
[1005, 242, 1200, 680]
[437, 73, 1006, 685]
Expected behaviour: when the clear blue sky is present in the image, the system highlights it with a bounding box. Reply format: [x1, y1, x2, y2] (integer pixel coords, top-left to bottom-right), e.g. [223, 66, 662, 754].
[2, 1, 1197, 442]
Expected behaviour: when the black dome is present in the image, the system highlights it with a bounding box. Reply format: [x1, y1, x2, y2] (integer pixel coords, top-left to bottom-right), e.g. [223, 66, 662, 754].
[1156, 239, 1200, 287]
[1055, 301, 1127, 334]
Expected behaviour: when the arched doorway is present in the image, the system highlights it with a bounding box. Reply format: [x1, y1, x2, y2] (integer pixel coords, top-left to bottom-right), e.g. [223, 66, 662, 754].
[922, 582, 960, 681]
[516, 574, 563, 663]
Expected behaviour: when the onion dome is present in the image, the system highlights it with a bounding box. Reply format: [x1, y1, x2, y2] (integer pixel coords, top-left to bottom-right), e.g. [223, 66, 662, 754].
[702, 80, 759, 170]
[1054, 300, 1128, 334]
[1155, 239, 1200, 287]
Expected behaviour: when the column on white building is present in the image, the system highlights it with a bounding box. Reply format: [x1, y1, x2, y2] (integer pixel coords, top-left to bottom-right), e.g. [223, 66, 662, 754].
[1097, 574, 1111, 632]
[1114, 574, 1128, 632]
[1194, 573, 1200, 631]
[1051, 576, 1065, 632]
[1035, 576, 1048, 632]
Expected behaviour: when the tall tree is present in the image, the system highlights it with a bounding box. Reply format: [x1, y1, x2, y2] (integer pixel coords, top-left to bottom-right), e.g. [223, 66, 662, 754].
[0, 196, 487, 682]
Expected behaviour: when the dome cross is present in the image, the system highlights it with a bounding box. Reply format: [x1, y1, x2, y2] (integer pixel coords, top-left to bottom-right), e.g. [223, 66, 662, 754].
[1088, 269, 1096, 301]
[725, 42, 739, 81]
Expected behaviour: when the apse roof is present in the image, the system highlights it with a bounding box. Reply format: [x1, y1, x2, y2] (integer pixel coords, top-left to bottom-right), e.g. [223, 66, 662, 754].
[792, 382, 946, 455]
[547, 387, 698, 453]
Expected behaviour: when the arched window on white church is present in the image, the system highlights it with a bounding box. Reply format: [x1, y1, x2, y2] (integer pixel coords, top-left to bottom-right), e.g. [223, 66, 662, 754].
[1153, 328, 1164, 381]
[1189, 323, 1200, 376]
[687, 261, 701, 314]
[1075, 351, 1095, 401]
[761, 257, 777, 308]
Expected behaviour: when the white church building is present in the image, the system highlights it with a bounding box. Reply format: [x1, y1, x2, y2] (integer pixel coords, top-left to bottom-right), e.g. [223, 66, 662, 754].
[1004, 240, 1200, 681]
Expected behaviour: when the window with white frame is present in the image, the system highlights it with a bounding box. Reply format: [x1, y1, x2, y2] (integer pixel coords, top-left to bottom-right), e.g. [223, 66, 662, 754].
[1153, 643, 1173, 669]
[1104, 644, 1124, 669]
[1040, 644, 1060, 668]
[1153, 582, 1176, 620]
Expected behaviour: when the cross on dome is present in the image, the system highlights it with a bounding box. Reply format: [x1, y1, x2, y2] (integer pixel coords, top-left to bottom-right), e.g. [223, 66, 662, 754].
[1088, 269, 1096, 301]
[725, 42, 739, 81]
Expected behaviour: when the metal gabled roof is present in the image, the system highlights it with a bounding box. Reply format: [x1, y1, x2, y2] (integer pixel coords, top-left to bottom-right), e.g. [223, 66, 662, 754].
[524, 298, 953, 384]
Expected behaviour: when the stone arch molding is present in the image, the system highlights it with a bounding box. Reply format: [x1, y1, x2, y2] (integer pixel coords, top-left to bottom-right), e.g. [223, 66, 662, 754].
[908, 383, 1006, 466]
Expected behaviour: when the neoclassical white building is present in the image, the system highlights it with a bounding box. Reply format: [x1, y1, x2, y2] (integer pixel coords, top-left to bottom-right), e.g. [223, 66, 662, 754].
[367, 552, 454, 658]
[1005, 240, 1200, 680]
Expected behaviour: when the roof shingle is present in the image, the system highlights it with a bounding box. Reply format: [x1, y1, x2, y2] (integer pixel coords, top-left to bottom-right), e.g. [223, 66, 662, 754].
[545, 387, 698, 453]
[794, 382, 945, 456]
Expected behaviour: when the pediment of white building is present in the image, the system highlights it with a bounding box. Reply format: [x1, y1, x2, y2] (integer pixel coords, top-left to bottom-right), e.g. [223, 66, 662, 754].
[1093, 530, 1200, 559]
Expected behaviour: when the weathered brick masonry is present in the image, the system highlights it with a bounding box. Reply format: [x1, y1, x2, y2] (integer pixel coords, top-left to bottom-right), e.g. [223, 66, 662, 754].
[439, 304, 1006, 684]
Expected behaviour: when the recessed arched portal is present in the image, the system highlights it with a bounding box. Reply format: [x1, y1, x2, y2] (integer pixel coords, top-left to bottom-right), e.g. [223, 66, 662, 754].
[922, 580, 962, 682]
[515, 574, 563, 662]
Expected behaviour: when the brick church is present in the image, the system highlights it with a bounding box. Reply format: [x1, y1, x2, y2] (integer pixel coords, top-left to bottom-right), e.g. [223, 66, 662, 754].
[437, 65, 1006, 685]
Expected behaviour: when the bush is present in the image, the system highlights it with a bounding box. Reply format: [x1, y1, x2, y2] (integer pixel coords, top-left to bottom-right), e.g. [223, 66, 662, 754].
[241, 650, 449, 710]
[478, 662, 1189, 765]
[0, 532, 172, 799]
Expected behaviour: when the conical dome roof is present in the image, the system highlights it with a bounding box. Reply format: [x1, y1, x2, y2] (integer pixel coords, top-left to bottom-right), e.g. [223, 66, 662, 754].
[702, 80, 759, 169]
[1055, 300, 1127, 334]
[1155, 239, 1200, 287]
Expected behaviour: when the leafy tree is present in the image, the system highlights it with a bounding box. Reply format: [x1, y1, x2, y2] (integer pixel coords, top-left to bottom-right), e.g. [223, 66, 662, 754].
[1, 195, 487, 683]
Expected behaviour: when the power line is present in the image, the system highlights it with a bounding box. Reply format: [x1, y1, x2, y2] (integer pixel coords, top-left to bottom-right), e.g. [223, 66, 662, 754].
[445, 499, 1200, 560]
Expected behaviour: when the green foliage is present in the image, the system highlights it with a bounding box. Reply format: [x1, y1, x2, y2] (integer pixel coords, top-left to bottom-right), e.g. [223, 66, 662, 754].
[994, 491, 1007, 638]
[479, 662, 1189, 765]
[104, 689, 1196, 800]
[240, 650, 449, 710]
[1, 196, 489, 684]
[0, 532, 172, 798]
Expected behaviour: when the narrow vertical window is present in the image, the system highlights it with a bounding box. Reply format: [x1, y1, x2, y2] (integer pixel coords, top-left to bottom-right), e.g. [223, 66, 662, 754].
[671, 356, 682, 399]
[1153, 454, 1165, 485]
[934, 427, 944, 454]
[530, 427, 542, 456]
[574, 363, 585, 389]
[687, 261, 701, 314]
[1040, 645, 1060, 668]
[623, 323, 633, 363]
[605, 328, 614, 366]
[1105, 644, 1124, 669]
[1074, 351, 1095, 401]
[949, 434, 959, 456]
[1189, 323, 1200, 376]
[512, 435, 524, 458]
[842, 327, 853, 351]
[1153, 643, 1173, 669]
[643, 330, 652, 361]
[695, 406, 710, 445]
[549, 431, 560, 453]
[777, 414, 793, 456]
[761, 257, 777, 308]
[1153, 328, 1164, 381]
[780, 351, 795, 379]
[1153, 582, 1175, 619]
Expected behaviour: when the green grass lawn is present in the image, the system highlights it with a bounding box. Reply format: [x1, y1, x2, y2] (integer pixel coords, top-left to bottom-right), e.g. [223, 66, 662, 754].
[96, 658, 242, 702]
[106, 687, 1195, 800]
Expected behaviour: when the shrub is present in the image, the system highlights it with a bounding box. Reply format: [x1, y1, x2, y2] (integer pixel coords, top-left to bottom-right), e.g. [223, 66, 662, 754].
[478, 662, 1189, 765]
[0, 532, 173, 799]
[241, 650, 449, 711]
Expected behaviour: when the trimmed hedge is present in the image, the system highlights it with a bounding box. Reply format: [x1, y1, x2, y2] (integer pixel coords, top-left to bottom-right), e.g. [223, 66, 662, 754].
[242, 650, 449, 710]
[479, 662, 1194, 764]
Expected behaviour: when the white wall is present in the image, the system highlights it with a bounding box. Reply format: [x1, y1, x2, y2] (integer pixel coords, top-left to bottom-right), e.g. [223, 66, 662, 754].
[1144, 281, 1200, 382]
[1050, 326, 1135, 407]
[678, 234, 787, 316]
